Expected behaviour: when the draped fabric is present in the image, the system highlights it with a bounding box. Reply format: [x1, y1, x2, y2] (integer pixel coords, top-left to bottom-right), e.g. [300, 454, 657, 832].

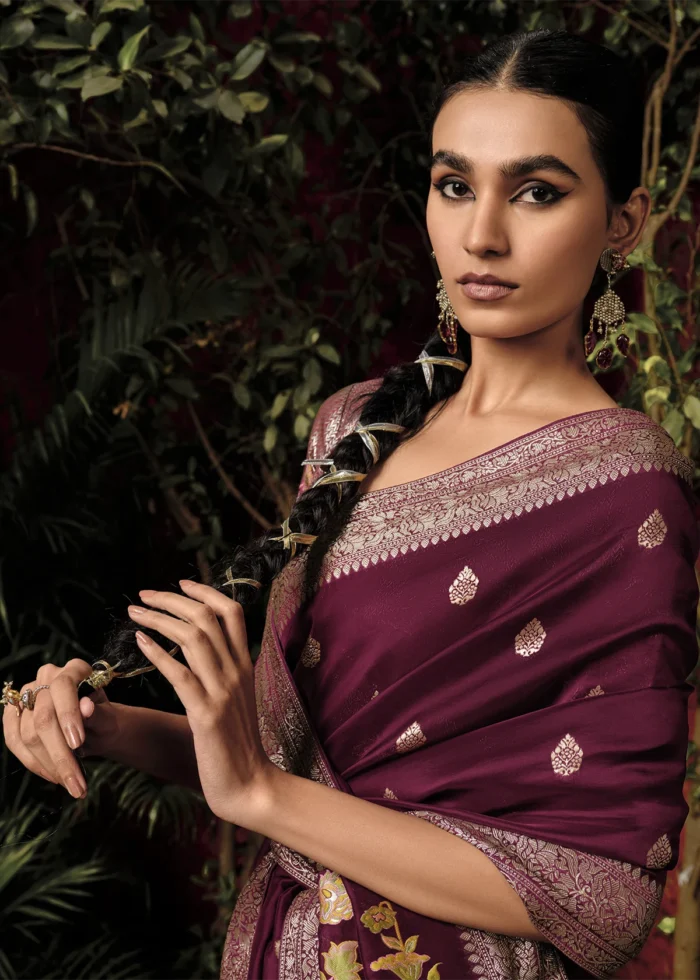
[220, 379, 699, 980]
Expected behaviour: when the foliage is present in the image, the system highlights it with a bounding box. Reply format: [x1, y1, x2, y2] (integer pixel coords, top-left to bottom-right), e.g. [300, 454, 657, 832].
[0, 0, 698, 976]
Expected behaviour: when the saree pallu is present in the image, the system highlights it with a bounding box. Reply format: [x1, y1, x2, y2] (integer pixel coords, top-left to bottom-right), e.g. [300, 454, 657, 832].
[220, 379, 700, 980]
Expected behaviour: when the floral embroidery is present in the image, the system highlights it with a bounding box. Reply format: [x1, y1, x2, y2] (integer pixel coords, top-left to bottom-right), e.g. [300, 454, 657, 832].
[319, 870, 354, 924]
[320, 940, 364, 980]
[301, 635, 321, 667]
[384, 787, 397, 799]
[585, 685, 605, 697]
[396, 721, 427, 754]
[551, 734, 583, 776]
[638, 508, 667, 548]
[514, 618, 546, 657]
[448, 565, 479, 605]
[646, 833, 672, 869]
[317, 410, 692, 583]
[360, 901, 441, 979]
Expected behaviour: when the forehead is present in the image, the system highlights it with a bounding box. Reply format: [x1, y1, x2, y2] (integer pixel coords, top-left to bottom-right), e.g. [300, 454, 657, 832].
[432, 87, 591, 170]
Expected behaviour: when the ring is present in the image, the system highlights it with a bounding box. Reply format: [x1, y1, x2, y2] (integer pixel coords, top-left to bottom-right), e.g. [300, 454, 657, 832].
[1, 680, 23, 716]
[21, 684, 51, 711]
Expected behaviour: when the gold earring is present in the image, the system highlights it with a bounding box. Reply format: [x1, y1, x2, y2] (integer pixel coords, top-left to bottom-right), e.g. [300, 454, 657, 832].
[431, 254, 460, 355]
[584, 247, 631, 370]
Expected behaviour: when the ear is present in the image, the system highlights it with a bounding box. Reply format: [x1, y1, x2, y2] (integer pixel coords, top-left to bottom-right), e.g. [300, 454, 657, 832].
[606, 185, 652, 257]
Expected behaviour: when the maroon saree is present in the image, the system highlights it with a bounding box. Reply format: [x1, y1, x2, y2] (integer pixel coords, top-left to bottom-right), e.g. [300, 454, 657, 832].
[220, 378, 700, 980]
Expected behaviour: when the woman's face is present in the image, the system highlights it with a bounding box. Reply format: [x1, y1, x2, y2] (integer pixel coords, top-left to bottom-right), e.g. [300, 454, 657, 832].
[426, 86, 628, 344]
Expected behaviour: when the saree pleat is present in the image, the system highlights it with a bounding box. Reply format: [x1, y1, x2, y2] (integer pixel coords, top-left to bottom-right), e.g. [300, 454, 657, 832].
[221, 380, 699, 980]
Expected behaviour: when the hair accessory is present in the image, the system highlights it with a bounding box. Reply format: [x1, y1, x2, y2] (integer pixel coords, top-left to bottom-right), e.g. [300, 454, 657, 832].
[436, 279, 460, 355]
[415, 349, 468, 396]
[269, 516, 318, 559]
[311, 467, 367, 503]
[354, 422, 407, 464]
[224, 569, 263, 591]
[584, 248, 631, 370]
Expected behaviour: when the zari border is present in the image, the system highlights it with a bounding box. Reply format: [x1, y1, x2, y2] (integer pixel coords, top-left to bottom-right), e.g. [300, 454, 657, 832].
[220, 848, 276, 980]
[408, 809, 663, 980]
[319, 410, 694, 583]
[457, 925, 567, 980]
[278, 886, 320, 980]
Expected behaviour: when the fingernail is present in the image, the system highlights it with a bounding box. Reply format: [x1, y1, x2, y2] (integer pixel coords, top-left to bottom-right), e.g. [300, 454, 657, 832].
[179, 579, 194, 588]
[139, 589, 156, 598]
[135, 630, 151, 646]
[66, 775, 86, 799]
[128, 605, 146, 616]
[65, 724, 83, 750]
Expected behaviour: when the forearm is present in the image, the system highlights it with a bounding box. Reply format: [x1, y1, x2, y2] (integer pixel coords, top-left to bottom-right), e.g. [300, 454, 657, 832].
[253, 768, 546, 942]
[102, 702, 202, 794]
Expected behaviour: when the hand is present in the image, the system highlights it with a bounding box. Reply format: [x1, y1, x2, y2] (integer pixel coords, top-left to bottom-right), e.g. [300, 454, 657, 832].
[2, 659, 121, 799]
[128, 580, 274, 826]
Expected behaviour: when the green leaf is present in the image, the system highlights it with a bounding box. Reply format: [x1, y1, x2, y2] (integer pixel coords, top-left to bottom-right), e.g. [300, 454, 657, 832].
[166, 377, 199, 399]
[316, 343, 340, 365]
[238, 90, 269, 112]
[81, 74, 123, 99]
[269, 53, 295, 73]
[294, 413, 311, 439]
[142, 35, 192, 62]
[89, 22, 111, 50]
[229, 1, 253, 18]
[232, 382, 251, 409]
[0, 16, 35, 49]
[23, 185, 37, 235]
[263, 424, 278, 451]
[661, 407, 685, 444]
[218, 89, 245, 123]
[97, 0, 144, 12]
[270, 390, 290, 418]
[656, 915, 676, 936]
[643, 385, 671, 411]
[641, 355, 670, 378]
[33, 34, 85, 50]
[53, 53, 91, 75]
[683, 395, 700, 428]
[249, 133, 288, 154]
[625, 312, 658, 334]
[354, 64, 381, 92]
[118, 25, 150, 71]
[275, 31, 322, 43]
[188, 11, 205, 43]
[312, 73, 333, 96]
[231, 40, 267, 80]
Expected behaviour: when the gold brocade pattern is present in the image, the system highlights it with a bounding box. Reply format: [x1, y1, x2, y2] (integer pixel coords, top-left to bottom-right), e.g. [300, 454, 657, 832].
[514, 618, 547, 658]
[448, 564, 480, 605]
[384, 787, 397, 799]
[279, 886, 320, 980]
[220, 849, 276, 980]
[586, 685, 605, 697]
[460, 929, 566, 980]
[317, 409, 692, 583]
[300, 636, 321, 668]
[637, 508, 668, 549]
[551, 734, 584, 776]
[646, 834, 672, 869]
[409, 810, 663, 979]
[319, 871, 354, 924]
[396, 721, 427, 754]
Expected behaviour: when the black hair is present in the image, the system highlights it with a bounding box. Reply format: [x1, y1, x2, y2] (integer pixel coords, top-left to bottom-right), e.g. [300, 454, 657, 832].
[105, 28, 646, 671]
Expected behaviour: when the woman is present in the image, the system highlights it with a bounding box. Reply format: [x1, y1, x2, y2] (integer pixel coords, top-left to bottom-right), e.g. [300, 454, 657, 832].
[3, 28, 699, 980]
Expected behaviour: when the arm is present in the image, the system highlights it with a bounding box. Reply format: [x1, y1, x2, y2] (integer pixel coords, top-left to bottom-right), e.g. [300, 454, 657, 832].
[100, 702, 202, 794]
[252, 766, 547, 942]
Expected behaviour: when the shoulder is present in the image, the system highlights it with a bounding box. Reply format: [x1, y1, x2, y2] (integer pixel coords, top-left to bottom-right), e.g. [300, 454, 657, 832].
[314, 377, 383, 453]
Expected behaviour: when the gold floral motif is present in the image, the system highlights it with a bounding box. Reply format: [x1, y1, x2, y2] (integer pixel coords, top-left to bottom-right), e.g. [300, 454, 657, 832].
[637, 508, 667, 549]
[551, 733, 583, 776]
[646, 833, 672, 869]
[371, 689, 379, 699]
[319, 870, 355, 924]
[396, 721, 427, 754]
[360, 900, 440, 979]
[320, 940, 365, 980]
[410, 809, 663, 978]
[514, 618, 547, 658]
[301, 635, 321, 668]
[585, 685, 605, 697]
[448, 564, 480, 605]
[384, 787, 397, 799]
[316, 408, 692, 583]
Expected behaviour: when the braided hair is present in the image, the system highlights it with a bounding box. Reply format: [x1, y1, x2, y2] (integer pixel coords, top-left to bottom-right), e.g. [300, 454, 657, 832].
[104, 27, 646, 672]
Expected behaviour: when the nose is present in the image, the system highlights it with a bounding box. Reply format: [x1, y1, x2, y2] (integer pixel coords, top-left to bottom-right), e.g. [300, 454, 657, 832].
[461, 191, 509, 257]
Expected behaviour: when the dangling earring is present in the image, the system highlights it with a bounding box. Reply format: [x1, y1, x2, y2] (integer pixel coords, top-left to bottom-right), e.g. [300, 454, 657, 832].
[583, 247, 631, 370]
[431, 250, 459, 355]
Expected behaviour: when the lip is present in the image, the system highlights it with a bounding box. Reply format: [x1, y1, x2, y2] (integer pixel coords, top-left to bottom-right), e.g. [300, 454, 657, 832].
[460, 281, 517, 301]
[457, 273, 519, 287]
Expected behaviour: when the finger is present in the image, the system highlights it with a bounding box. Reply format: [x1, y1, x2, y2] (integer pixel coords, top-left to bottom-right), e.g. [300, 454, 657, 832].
[136, 590, 231, 669]
[128, 604, 227, 689]
[178, 580, 249, 669]
[134, 631, 201, 709]
[27, 682, 88, 798]
[47, 658, 95, 750]
[3, 700, 58, 784]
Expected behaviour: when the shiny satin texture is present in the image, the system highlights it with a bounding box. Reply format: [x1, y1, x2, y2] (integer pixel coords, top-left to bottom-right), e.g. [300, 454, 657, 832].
[220, 378, 699, 980]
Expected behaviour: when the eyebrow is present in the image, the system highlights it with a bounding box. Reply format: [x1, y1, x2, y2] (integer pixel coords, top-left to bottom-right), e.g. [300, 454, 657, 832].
[430, 149, 582, 183]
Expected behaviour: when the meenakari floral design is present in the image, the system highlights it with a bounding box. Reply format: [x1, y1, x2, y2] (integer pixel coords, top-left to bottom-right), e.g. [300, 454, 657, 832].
[320, 940, 365, 980]
[637, 508, 668, 548]
[320, 870, 355, 924]
[360, 901, 441, 979]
